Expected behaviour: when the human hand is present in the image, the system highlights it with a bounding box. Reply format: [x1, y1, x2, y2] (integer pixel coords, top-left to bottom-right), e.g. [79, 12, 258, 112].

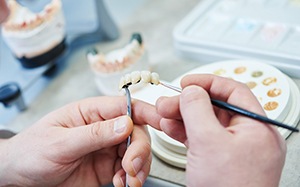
[0, 96, 161, 187]
[156, 74, 286, 187]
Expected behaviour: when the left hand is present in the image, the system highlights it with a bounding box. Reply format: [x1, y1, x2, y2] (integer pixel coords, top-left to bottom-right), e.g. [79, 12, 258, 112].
[0, 96, 161, 187]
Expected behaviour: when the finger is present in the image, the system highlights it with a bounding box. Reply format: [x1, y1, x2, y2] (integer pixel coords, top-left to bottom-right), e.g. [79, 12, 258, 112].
[156, 92, 186, 144]
[122, 126, 151, 177]
[114, 156, 150, 187]
[46, 96, 161, 129]
[180, 86, 227, 144]
[61, 115, 133, 160]
[114, 126, 152, 187]
[113, 169, 126, 187]
[156, 95, 181, 120]
[160, 118, 186, 144]
[181, 74, 265, 116]
[117, 141, 127, 158]
[114, 157, 123, 176]
[127, 155, 150, 187]
[131, 98, 162, 130]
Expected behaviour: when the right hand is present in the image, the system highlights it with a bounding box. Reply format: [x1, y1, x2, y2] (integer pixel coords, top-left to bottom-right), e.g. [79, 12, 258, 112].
[156, 74, 286, 187]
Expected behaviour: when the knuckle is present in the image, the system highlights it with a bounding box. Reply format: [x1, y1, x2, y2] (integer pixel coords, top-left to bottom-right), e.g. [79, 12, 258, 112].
[87, 123, 103, 143]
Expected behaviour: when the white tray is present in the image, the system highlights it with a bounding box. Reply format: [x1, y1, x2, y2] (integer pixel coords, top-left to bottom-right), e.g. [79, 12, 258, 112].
[173, 0, 300, 78]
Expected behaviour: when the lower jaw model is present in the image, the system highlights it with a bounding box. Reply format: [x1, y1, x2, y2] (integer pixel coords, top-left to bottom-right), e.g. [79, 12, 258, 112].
[1, 0, 66, 68]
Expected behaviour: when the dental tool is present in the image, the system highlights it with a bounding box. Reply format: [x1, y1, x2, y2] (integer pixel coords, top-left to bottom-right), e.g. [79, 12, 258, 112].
[123, 86, 131, 187]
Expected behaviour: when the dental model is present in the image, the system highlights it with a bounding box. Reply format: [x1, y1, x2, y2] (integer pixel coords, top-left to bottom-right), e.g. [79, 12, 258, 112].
[87, 33, 145, 73]
[1, 0, 66, 68]
[119, 70, 160, 90]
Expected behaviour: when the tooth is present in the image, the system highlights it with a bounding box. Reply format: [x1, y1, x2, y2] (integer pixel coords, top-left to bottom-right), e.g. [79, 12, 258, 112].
[36, 14, 42, 20]
[141, 71, 151, 83]
[151, 72, 160, 85]
[130, 71, 141, 84]
[125, 74, 131, 86]
[119, 76, 126, 90]
[87, 54, 99, 64]
[45, 4, 52, 11]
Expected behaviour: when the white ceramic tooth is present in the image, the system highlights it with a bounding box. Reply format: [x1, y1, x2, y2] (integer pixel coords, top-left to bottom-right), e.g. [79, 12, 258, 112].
[151, 72, 160, 85]
[87, 54, 100, 65]
[130, 71, 141, 84]
[125, 74, 131, 85]
[141, 71, 151, 83]
[45, 4, 52, 11]
[119, 76, 126, 90]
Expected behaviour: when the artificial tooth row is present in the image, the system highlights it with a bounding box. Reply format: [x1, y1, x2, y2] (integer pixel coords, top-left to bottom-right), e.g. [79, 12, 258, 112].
[119, 71, 160, 90]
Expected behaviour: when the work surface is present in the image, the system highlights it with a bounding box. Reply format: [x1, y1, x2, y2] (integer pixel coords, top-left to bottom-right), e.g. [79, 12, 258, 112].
[5, 0, 300, 186]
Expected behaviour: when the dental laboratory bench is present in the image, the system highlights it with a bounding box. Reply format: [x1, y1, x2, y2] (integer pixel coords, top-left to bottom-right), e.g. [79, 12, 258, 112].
[1, 0, 300, 186]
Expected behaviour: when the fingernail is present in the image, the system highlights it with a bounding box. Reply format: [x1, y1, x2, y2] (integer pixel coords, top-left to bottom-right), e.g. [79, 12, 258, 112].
[182, 86, 198, 97]
[133, 157, 143, 174]
[114, 116, 127, 133]
[137, 170, 146, 184]
[181, 86, 203, 101]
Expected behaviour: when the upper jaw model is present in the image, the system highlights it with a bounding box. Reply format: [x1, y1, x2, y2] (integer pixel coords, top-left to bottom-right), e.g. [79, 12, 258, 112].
[1, 0, 66, 68]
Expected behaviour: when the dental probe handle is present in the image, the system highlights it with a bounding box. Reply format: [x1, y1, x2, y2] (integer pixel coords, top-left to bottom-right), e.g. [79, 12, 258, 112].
[123, 87, 132, 187]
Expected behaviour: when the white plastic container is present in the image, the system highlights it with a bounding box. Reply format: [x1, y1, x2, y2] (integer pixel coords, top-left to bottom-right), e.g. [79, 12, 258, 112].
[173, 0, 300, 78]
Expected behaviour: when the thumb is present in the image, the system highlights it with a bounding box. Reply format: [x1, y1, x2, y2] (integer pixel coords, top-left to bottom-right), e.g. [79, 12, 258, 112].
[63, 115, 133, 159]
[180, 86, 225, 145]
